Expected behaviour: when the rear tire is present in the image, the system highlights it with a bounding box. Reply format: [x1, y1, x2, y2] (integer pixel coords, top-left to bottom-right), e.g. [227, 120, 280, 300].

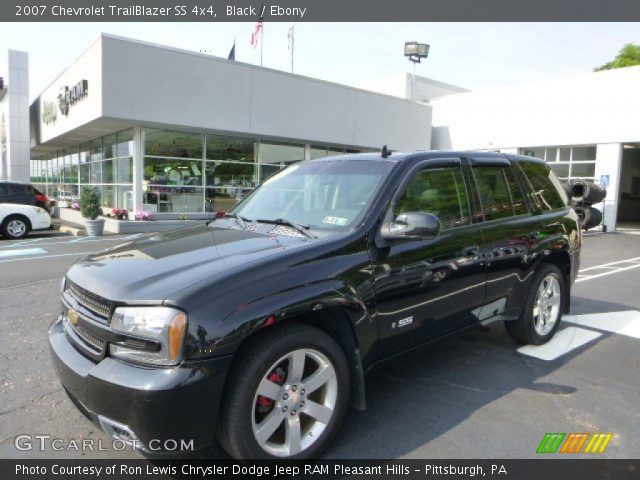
[505, 264, 564, 345]
[1, 215, 30, 239]
[217, 323, 350, 460]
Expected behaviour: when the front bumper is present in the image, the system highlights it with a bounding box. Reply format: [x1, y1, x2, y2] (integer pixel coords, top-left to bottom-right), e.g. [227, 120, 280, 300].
[48, 315, 233, 452]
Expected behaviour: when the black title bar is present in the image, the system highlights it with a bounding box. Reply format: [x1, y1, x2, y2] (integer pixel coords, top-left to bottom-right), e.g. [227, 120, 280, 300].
[4, 0, 640, 22]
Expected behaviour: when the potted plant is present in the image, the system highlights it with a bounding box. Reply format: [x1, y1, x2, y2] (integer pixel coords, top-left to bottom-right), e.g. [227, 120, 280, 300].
[135, 211, 154, 221]
[80, 187, 104, 236]
[111, 208, 129, 221]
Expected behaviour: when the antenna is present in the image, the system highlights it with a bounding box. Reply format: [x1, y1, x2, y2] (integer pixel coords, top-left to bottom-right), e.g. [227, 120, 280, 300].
[381, 145, 392, 158]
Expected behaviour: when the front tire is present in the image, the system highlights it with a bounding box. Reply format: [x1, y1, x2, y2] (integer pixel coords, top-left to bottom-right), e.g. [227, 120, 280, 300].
[1, 215, 30, 239]
[505, 264, 565, 345]
[217, 323, 350, 460]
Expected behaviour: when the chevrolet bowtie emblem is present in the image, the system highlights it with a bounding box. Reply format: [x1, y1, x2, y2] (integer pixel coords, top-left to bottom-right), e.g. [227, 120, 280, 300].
[68, 309, 79, 326]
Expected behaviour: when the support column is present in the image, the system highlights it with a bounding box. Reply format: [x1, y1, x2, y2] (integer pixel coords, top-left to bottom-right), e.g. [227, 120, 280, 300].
[132, 125, 144, 215]
[594, 143, 622, 232]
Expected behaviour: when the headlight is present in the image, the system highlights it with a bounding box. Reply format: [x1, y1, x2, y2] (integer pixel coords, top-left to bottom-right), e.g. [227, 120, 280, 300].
[109, 307, 188, 366]
[34, 206, 45, 214]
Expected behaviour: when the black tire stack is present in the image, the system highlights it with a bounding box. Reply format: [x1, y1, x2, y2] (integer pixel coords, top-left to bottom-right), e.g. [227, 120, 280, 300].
[563, 179, 607, 231]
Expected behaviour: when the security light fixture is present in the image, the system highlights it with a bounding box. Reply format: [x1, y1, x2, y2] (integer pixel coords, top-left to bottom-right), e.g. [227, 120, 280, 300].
[404, 42, 430, 63]
[404, 42, 430, 102]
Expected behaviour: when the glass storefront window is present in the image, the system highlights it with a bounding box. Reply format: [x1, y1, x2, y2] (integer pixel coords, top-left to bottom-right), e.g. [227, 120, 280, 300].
[549, 163, 570, 178]
[116, 157, 133, 183]
[570, 162, 596, 178]
[116, 129, 134, 157]
[144, 128, 203, 159]
[572, 146, 596, 161]
[258, 141, 305, 165]
[90, 139, 102, 162]
[144, 157, 203, 186]
[101, 159, 115, 184]
[143, 186, 204, 213]
[259, 164, 283, 183]
[206, 134, 255, 162]
[103, 133, 117, 160]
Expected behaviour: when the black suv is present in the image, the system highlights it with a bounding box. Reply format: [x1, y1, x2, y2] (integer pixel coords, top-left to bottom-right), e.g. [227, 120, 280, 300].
[49, 151, 580, 459]
[0, 181, 49, 210]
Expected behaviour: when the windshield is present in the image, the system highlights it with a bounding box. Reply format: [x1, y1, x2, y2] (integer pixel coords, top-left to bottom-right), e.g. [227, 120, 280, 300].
[232, 160, 393, 230]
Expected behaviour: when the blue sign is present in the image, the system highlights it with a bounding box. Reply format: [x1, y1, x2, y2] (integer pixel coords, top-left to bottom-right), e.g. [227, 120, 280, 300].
[600, 174, 610, 188]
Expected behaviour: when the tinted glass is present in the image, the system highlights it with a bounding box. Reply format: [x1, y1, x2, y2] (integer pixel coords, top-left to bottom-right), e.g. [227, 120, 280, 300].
[504, 167, 529, 215]
[396, 166, 470, 229]
[234, 160, 392, 230]
[517, 161, 567, 210]
[0, 184, 8, 195]
[472, 166, 514, 221]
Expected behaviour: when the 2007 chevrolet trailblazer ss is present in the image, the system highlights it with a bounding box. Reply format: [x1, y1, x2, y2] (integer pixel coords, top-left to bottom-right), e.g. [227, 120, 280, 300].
[49, 150, 581, 459]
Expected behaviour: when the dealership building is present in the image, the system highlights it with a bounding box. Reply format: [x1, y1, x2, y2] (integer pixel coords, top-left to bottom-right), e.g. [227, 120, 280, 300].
[1, 33, 639, 231]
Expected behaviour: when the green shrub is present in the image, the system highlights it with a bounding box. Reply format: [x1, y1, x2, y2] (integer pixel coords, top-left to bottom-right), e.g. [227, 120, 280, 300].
[79, 187, 102, 220]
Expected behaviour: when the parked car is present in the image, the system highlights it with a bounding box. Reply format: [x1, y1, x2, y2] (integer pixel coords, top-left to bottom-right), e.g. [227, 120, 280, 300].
[0, 181, 49, 210]
[0, 203, 52, 239]
[49, 151, 580, 459]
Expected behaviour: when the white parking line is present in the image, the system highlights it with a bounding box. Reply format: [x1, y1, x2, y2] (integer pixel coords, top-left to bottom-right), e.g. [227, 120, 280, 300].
[0, 247, 47, 258]
[565, 310, 640, 340]
[576, 256, 640, 283]
[517, 326, 602, 361]
[0, 251, 94, 263]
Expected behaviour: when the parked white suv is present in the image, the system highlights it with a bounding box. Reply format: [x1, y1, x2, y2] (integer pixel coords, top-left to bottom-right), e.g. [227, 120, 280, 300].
[0, 203, 51, 239]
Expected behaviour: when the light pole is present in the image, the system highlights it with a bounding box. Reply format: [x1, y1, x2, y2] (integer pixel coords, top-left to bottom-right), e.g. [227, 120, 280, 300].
[404, 42, 430, 102]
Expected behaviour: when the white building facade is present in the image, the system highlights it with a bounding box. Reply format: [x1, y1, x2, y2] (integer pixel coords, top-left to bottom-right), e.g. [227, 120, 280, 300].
[27, 34, 432, 217]
[430, 66, 640, 231]
[0, 49, 30, 183]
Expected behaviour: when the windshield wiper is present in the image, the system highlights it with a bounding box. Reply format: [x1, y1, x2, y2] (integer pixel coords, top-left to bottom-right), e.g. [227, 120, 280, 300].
[224, 213, 252, 229]
[256, 218, 315, 238]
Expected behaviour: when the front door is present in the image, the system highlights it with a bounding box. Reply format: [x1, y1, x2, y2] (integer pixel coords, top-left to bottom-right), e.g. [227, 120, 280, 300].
[372, 161, 487, 358]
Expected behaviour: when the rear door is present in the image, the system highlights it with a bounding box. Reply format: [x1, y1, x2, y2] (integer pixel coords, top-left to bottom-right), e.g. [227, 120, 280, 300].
[372, 159, 487, 357]
[465, 157, 542, 322]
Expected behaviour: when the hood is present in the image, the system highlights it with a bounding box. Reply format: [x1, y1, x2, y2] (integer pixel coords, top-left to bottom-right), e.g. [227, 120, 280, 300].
[65, 224, 312, 302]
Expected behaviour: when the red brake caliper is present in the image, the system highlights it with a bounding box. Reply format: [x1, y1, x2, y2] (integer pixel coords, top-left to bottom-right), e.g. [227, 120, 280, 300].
[256, 370, 283, 410]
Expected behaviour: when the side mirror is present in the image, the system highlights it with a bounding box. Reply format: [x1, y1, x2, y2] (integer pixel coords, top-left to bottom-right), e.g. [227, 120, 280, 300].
[381, 212, 441, 240]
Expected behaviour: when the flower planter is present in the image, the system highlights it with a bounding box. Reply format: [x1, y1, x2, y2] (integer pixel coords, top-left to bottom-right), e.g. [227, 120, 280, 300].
[85, 218, 105, 236]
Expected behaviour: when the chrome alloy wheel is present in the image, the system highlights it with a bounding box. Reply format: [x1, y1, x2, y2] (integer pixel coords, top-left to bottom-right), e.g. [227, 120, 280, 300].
[533, 274, 561, 335]
[251, 348, 338, 457]
[7, 219, 26, 238]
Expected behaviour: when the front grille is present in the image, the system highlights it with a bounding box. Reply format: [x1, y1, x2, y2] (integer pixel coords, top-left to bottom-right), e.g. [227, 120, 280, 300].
[73, 323, 106, 351]
[67, 281, 112, 319]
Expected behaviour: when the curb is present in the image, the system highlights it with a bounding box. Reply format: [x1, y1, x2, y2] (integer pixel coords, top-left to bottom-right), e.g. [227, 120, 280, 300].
[54, 224, 85, 236]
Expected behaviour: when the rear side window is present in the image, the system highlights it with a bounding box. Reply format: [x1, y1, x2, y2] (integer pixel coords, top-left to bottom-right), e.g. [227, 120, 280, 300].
[8, 184, 26, 195]
[517, 161, 567, 211]
[471, 166, 529, 221]
[396, 166, 471, 229]
[0, 184, 8, 196]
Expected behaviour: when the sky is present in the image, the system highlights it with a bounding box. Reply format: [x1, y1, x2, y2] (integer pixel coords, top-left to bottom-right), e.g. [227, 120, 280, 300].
[1, 22, 638, 100]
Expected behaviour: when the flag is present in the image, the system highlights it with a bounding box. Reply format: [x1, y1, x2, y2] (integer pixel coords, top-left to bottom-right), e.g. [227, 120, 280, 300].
[287, 24, 294, 51]
[228, 41, 235, 60]
[250, 19, 263, 49]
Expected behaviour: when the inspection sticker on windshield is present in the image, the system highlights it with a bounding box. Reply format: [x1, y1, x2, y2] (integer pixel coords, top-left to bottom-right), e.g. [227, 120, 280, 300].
[323, 216, 348, 226]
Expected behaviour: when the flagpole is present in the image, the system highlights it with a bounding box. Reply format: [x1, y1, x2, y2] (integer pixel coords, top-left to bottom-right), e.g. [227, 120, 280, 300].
[291, 24, 294, 74]
[260, 22, 264, 67]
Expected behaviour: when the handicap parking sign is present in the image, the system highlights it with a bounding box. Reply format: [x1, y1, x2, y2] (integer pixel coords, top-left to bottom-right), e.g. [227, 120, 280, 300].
[600, 174, 610, 188]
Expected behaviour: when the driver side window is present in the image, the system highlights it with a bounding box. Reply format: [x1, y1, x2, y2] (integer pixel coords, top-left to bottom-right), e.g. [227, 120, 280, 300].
[396, 166, 471, 229]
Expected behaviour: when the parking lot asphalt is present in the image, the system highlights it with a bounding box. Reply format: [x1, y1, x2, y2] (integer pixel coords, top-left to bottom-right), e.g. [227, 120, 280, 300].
[0, 230, 638, 459]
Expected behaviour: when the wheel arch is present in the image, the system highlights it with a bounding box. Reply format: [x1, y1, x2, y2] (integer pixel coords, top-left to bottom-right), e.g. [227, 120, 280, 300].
[539, 249, 572, 314]
[217, 283, 370, 412]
